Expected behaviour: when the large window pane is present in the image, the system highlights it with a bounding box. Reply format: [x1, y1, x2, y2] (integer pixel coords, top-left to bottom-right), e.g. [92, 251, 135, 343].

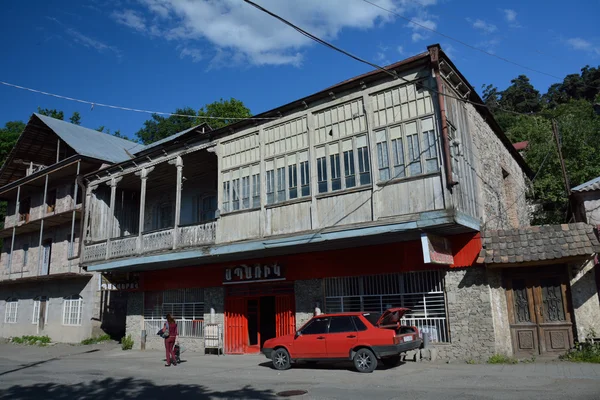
[241, 176, 250, 209]
[330, 154, 341, 191]
[252, 173, 260, 208]
[288, 165, 298, 199]
[391, 139, 406, 179]
[317, 156, 328, 193]
[231, 178, 240, 211]
[377, 141, 390, 181]
[266, 170, 275, 205]
[222, 181, 230, 213]
[343, 150, 356, 188]
[300, 160, 310, 197]
[357, 136, 371, 185]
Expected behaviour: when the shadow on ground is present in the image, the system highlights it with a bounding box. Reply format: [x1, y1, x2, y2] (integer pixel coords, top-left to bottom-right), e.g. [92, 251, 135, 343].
[0, 378, 277, 400]
[258, 360, 406, 372]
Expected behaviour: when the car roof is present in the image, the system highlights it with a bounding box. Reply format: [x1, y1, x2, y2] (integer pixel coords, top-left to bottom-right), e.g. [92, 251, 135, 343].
[314, 312, 377, 318]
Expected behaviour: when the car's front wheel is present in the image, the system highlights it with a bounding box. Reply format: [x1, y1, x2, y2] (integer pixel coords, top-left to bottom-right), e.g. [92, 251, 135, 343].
[353, 348, 377, 373]
[272, 348, 291, 371]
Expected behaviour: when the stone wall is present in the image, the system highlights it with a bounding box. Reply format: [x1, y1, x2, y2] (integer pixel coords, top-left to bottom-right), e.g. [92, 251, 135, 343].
[294, 279, 323, 329]
[435, 268, 497, 361]
[465, 103, 530, 230]
[569, 260, 600, 340]
[487, 268, 513, 355]
[125, 291, 144, 350]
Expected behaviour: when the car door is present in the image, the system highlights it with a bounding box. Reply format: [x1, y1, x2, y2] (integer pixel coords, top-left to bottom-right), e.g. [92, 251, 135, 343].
[292, 317, 329, 359]
[325, 316, 358, 358]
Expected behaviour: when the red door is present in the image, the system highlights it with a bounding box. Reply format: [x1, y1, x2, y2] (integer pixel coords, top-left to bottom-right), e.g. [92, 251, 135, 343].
[325, 316, 358, 358]
[275, 295, 296, 337]
[225, 298, 247, 354]
[293, 316, 329, 358]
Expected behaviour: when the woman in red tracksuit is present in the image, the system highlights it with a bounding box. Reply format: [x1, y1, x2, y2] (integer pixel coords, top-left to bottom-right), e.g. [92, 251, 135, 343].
[164, 314, 178, 367]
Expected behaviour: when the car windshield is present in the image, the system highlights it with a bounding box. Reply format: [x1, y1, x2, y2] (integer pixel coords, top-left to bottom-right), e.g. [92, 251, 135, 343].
[362, 312, 381, 327]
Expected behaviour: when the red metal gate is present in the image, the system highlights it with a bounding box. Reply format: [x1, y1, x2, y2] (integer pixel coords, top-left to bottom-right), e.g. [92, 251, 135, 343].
[275, 295, 296, 337]
[225, 297, 247, 354]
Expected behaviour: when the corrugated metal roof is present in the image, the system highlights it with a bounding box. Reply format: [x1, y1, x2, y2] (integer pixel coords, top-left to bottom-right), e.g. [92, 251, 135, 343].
[135, 124, 208, 155]
[35, 113, 145, 163]
[572, 176, 600, 193]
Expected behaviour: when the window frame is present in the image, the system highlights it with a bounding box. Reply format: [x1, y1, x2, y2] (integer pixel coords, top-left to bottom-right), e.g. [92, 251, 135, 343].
[62, 295, 83, 326]
[32, 296, 49, 325]
[4, 298, 18, 324]
[222, 164, 261, 213]
[265, 150, 311, 206]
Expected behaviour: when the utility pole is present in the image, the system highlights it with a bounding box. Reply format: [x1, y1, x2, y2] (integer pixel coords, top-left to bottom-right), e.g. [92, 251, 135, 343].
[552, 119, 571, 197]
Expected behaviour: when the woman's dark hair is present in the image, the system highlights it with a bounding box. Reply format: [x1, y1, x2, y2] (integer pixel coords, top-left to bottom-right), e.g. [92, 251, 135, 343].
[166, 313, 175, 324]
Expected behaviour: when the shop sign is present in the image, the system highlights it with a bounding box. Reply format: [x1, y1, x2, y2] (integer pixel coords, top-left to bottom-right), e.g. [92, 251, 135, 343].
[421, 233, 454, 265]
[100, 273, 140, 291]
[223, 263, 285, 284]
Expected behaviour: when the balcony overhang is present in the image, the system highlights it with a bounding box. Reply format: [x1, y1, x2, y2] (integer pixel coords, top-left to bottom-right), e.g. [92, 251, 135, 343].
[85, 209, 480, 273]
[0, 207, 81, 239]
[0, 272, 93, 286]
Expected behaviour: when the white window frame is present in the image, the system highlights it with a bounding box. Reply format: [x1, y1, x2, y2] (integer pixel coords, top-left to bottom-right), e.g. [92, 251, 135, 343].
[315, 134, 371, 194]
[5, 298, 18, 324]
[265, 150, 310, 205]
[62, 295, 83, 326]
[32, 296, 49, 325]
[222, 164, 260, 213]
[374, 116, 439, 183]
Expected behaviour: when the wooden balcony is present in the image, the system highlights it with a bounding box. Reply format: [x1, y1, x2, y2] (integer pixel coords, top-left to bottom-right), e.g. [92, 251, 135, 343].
[82, 221, 217, 264]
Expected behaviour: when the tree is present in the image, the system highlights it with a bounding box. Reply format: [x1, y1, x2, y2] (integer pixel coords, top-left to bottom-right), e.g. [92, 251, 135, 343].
[499, 75, 541, 114]
[69, 111, 81, 125]
[135, 99, 252, 144]
[37, 107, 64, 120]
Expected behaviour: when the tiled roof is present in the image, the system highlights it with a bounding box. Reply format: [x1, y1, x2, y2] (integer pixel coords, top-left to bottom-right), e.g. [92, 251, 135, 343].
[478, 223, 600, 264]
[572, 176, 600, 193]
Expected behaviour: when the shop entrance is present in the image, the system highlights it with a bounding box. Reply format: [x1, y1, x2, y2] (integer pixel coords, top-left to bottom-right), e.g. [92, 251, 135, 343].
[225, 283, 296, 354]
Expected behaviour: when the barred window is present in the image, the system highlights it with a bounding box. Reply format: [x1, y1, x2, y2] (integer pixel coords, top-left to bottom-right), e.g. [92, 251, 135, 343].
[324, 271, 449, 342]
[63, 295, 82, 326]
[143, 288, 205, 320]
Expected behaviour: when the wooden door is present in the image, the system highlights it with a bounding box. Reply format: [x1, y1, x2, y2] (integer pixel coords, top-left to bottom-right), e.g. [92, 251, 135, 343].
[506, 269, 573, 357]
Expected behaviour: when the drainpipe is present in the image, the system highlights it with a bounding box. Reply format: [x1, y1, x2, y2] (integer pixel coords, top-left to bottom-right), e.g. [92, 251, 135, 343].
[428, 44, 456, 189]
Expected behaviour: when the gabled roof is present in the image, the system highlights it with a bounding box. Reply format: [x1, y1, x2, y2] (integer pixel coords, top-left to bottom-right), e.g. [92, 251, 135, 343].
[572, 176, 600, 193]
[134, 123, 211, 156]
[34, 113, 144, 162]
[478, 223, 600, 265]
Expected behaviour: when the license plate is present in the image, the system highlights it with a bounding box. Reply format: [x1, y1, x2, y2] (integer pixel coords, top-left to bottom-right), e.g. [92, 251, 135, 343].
[403, 336, 413, 343]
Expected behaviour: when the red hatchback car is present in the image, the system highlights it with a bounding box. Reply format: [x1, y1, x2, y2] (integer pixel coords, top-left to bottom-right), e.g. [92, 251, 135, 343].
[262, 308, 422, 373]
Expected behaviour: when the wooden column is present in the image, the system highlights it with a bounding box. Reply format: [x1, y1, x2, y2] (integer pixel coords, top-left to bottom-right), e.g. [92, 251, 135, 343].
[8, 185, 21, 277]
[135, 166, 154, 254]
[169, 156, 183, 249]
[68, 161, 81, 272]
[105, 176, 123, 260]
[37, 174, 49, 276]
[81, 183, 97, 263]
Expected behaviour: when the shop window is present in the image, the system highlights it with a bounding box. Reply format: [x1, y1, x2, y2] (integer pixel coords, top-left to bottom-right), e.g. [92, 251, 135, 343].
[62, 295, 82, 326]
[324, 270, 449, 343]
[4, 298, 18, 323]
[143, 288, 205, 338]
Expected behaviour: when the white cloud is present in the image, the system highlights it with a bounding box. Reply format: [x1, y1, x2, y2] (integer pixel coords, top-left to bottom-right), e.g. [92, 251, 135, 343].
[408, 17, 437, 42]
[66, 28, 122, 57]
[112, 9, 147, 32]
[111, 0, 409, 66]
[397, 45, 404, 55]
[503, 9, 517, 22]
[566, 37, 592, 50]
[469, 18, 497, 33]
[441, 43, 457, 59]
[179, 47, 203, 62]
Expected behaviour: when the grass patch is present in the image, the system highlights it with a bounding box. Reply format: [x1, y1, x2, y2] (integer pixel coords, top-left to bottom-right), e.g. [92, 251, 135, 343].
[81, 334, 112, 345]
[560, 341, 600, 363]
[121, 334, 134, 351]
[487, 354, 518, 364]
[11, 335, 51, 346]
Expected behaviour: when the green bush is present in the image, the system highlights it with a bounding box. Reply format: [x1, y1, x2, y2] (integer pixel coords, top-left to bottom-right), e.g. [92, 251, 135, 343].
[121, 334, 134, 351]
[11, 335, 51, 346]
[81, 334, 112, 345]
[487, 354, 518, 364]
[561, 341, 600, 363]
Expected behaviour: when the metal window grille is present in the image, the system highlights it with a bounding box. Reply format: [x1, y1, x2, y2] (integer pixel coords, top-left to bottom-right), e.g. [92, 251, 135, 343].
[4, 298, 18, 324]
[324, 270, 449, 342]
[62, 295, 82, 326]
[143, 288, 205, 338]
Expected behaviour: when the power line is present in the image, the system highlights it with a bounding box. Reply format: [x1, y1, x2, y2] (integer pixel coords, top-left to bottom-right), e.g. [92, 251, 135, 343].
[0, 80, 279, 122]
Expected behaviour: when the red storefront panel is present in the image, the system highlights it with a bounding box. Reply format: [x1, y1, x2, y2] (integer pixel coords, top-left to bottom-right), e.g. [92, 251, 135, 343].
[275, 295, 296, 337]
[225, 297, 247, 354]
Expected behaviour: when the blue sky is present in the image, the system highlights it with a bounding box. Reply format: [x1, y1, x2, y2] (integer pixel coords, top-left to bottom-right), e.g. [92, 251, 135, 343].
[1, 0, 599, 140]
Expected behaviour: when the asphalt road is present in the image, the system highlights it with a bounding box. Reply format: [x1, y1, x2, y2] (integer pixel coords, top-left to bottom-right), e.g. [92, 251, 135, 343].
[0, 342, 599, 400]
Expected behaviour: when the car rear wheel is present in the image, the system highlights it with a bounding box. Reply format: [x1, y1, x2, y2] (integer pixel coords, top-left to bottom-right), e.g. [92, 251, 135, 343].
[353, 348, 377, 373]
[272, 348, 291, 371]
[382, 355, 401, 368]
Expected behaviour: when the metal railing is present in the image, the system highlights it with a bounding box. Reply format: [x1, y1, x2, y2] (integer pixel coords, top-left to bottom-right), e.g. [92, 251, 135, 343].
[144, 318, 205, 338]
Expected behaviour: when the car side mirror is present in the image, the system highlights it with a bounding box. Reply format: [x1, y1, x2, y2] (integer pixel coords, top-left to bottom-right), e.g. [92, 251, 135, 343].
[295, 331, 301, 339]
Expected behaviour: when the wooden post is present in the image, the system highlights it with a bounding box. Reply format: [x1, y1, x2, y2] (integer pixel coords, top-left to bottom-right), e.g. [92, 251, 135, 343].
[169, 156, 183, 249]
[135, 166, 154, 254]
[8, 185, 20, 277]
[37, 174, 49, 276]
[105, 176, 123, 260]
[68, 161, 80, 272]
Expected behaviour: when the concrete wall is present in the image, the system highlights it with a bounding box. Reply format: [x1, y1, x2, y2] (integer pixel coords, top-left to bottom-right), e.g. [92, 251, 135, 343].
[435, 268, 497, 361]
[465, 103, 529, 230]
[294, 279, 323, 330]
[125, 291, 143, 350]
[569, 260, 600, 340]
[487, 268, 513, 355]
[0, 274, 99, 343]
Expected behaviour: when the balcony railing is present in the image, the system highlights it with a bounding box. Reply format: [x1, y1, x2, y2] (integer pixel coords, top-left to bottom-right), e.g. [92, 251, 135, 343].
[82, 221, 217, 263]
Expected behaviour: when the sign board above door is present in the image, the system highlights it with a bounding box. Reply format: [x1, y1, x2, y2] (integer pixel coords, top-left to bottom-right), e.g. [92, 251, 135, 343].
[421, 233, 454, 265]
[224, 263, 285, 285]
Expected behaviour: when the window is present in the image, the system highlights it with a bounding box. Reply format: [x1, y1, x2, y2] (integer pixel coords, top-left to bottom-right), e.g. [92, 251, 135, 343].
[157, 204, 172, 229]
[301, 317, 330, 335]
[324, 271, 449, 342]
[356, 136, 371, 185]
[222, 181, 231, 212]
[375, 117, 438, 182]
[200, 195, 217, 222]
[266, 151, 310, 205]
[63, 295, 82, 326]
[343, 141, 356, 189]
[223, 165, 260, 212]
[316, 147, 328, 194]
[232, 177, 240, 211]
[4, 298, 18, 323]
[300, 158, 310, 197]
[266, 167, 275, 205]
[353, 316, 368, 331]
[251, 172, 260, 208]
[330, 149, 341, 191]
[143, 288, 205, 338]
[276, 164, 285, 202]
[241, 176, 250, 209]
[316, 135, 370, 194]
[32, 296, 48, 325]
[328, 316, 356, 333]
[22, 244, 29, 267]
[288, 162, 298, 199]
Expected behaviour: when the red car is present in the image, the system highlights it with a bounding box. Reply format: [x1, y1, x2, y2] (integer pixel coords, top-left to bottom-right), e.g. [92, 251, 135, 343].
[262, 308, 422, 373]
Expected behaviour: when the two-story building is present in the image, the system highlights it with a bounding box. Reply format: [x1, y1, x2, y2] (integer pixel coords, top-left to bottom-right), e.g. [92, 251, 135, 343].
[79, 45, 542, 360]
[0, 114, 145, 342]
